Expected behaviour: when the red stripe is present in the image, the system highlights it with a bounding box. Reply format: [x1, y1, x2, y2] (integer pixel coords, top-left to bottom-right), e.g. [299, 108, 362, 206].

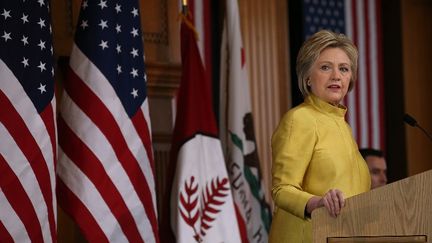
[0, 91, 56, 242]
[57, 179, 109, 243]
[0, 220, 14, 243]
[40, 103, 57, 171]
[58, 116, 143, 243]
[64, 68, 159, 240]
[364, 0, 373, 147]
[130, 110, 161, 241]
[234, 203, 249, 243]
[131, 110, 155, 175]
[0, 155, 44, 242]
[351, 0, 362, 146]
[375, 0, 385, 151]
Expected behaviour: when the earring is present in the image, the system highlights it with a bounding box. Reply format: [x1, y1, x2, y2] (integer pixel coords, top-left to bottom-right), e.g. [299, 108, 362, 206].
[307, 80, 311, 86]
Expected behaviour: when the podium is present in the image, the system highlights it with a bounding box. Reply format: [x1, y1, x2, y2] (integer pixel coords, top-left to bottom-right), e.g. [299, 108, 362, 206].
[312, 170, 432, 243]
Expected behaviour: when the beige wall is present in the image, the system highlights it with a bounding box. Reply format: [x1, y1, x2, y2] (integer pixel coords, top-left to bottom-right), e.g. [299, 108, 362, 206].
[238, 0, 291, 203]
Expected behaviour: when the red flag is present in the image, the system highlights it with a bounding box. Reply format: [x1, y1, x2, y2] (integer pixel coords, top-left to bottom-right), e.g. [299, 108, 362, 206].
[57, 1, 159, 242]
[170, 14, 247, 243]
[0, 1, 57, 242]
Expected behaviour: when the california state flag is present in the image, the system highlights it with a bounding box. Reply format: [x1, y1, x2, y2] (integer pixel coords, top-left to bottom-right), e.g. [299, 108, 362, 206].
[219, 0, 272, 242]
[170, 14, 246, 243]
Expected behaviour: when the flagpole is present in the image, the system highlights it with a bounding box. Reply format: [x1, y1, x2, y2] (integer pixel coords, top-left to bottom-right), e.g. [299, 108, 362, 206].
[182, 0, 188, 15]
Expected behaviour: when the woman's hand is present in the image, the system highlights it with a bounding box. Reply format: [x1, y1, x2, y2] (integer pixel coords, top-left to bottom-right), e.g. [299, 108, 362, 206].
[306, 189, 345, 218]
[321, 189, 345, 217]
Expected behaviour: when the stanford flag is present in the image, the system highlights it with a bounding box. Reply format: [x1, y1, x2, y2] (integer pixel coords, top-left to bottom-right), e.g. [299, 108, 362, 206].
[0, 1, 57, 242]
[57, 1, 159, 242]
[170, 14, 245, 243]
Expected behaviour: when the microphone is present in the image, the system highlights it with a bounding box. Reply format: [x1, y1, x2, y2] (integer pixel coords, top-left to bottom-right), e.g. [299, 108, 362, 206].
[403, 113, 432, 142]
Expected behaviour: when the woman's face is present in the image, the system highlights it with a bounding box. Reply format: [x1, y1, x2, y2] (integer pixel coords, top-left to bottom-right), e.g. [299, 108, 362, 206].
[308, 47, 352, 106]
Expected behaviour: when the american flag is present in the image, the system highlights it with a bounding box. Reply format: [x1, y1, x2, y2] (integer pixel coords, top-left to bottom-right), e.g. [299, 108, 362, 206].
[0, 0, 57, 242]
[57, 0, 159, 242]
[303, 0, 385, 150]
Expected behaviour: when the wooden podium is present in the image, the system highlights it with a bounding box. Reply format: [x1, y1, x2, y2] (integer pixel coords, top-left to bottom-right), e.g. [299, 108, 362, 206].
[312, 170, 432, 243]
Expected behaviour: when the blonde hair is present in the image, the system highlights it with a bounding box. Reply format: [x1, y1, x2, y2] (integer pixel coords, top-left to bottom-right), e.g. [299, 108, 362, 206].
[296, 29, 358, 98]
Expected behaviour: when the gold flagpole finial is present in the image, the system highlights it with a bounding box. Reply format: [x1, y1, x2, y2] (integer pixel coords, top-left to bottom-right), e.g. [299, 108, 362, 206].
[182, 0, 188, 15]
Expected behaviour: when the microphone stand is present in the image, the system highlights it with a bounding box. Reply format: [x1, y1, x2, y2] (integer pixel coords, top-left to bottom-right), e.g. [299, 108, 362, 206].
[404, 113, 432, 143]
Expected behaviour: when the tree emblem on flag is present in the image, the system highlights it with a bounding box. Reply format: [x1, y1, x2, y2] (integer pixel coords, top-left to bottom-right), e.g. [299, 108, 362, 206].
[179, 176, 230, 242]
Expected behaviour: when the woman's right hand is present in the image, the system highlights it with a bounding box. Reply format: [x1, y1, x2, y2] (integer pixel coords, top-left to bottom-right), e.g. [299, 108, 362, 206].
[306, 189, 345, 218]
[321, 189, 345, 217]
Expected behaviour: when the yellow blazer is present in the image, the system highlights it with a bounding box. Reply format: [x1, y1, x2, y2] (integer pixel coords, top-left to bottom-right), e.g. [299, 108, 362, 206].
[269, 95, 370, 243]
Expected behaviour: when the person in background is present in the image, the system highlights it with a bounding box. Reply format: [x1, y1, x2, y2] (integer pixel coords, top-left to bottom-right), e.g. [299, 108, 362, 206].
[360, 148, 388, 189]
[269, 29, 371, 243]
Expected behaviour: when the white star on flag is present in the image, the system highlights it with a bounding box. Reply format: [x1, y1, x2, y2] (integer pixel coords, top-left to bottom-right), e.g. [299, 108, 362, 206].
[130, 68, 138, 77]
[38, 83, 46, 93]
[2, 9, 11, 19]
[2, 31, 11, 42]
[37, 61, 46, 72]
[99, 19, 108, 29]
[131, 88, 138, 98]
[99, 40, 108, 49]
[22, 57, 29, 67]
[130, 48, 138, 58]
[21, 13, 29, 23]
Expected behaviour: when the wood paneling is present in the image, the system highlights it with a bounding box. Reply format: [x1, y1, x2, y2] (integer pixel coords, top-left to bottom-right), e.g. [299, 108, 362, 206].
[401, 0, 432, 176]
[238, 0, 291, 202]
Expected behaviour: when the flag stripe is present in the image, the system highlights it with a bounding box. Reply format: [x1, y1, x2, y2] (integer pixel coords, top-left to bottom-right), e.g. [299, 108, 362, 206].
[345, 0, 384, 149]
[0, 90, 55, 242]
[364, 0, 373, 147]
[57, 180, 109, 243]
[0, 127, 50, 243]
[131, 108, 156, 175]
[0, 60, 55, 175]
[57, 150, 129, 243]
[63, 64, 158, 237]
[0, 216, 14, 243]
[58, 116, 144, 243]
[58, 1, 159, 240]
[0, 1, 56, 241]
[59, 91, 153, 236]
[69, 46, 157, 209]
[0, 189, 29, 243]
[351, 0, 363, 147]
[0, 154, 42, 242]
[41, 101, 57, 173]
[357, 0, 368, 148]
[344, 0, 355, 132]
[375, 0, 385, 150]
[368, 0, 380, 149]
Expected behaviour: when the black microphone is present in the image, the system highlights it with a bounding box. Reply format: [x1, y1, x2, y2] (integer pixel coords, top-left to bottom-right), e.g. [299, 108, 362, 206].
[403, 113, 432, 142]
